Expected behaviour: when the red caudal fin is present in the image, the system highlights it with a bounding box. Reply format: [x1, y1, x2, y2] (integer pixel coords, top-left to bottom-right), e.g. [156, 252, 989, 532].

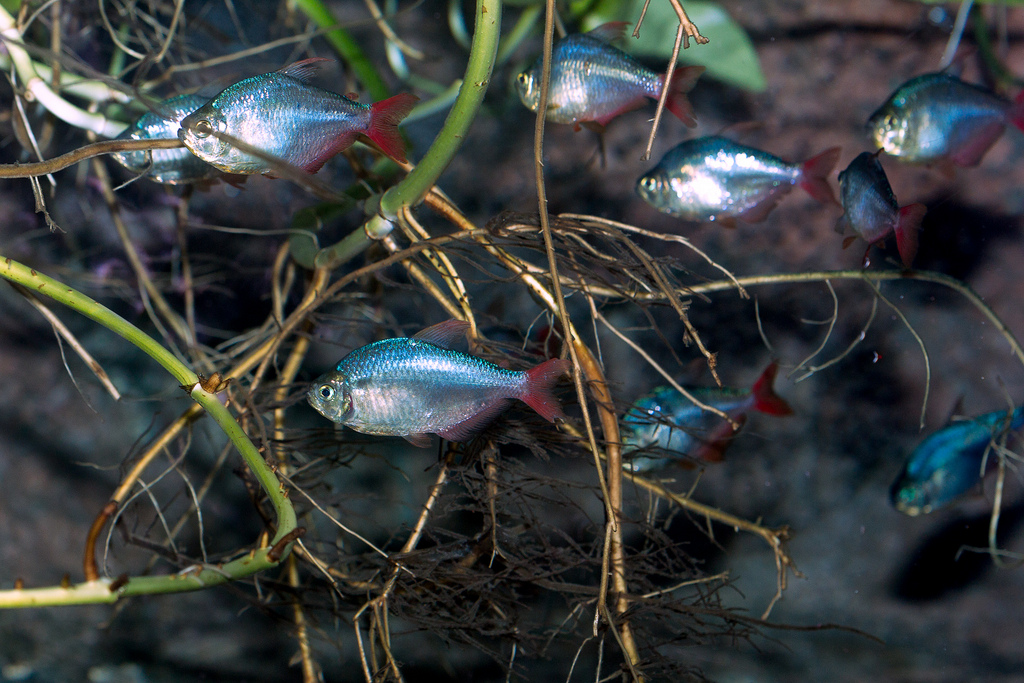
[798, 147, 841, 206]
[894, 203, 926, 268]
[750, 362, 794, 416]
[367, 93, 418, 163]
[521, 358, 571, 423]
[1010, 89, 1024, 133]
[663, 65, 705, 128]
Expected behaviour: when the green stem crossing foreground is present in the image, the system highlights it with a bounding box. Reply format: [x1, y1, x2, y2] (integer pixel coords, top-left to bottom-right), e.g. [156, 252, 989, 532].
[0, 256, 298, 608]
[377, 0, 501, 216]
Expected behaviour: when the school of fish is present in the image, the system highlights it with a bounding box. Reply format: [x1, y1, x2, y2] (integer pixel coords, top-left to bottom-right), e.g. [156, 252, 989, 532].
[109, 58, 416, 185]
[100, 26, 1024, 526]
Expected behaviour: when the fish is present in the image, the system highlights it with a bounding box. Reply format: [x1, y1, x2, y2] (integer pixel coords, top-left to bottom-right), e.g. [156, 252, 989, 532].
[112, 94, 222, 185]
[621, 362, 793, 473]
[837, 151, 926, 268]
[891, 406, 1024, 516]
[515, 22, 704, 130]
[636, 136, 841, 224]
[867, 72, 1024, 167]
[178, 58, 417, 175]
[307, 320, 571, 447]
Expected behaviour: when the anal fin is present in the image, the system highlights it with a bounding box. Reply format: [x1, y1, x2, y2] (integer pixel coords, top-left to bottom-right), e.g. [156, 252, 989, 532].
[436, 399, 513, 442]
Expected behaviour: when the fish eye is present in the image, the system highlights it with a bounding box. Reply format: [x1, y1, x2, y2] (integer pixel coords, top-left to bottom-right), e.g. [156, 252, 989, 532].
[317, 384, 334, 400]
[193, 119, 214, 138]
[517, 73, 528, 85]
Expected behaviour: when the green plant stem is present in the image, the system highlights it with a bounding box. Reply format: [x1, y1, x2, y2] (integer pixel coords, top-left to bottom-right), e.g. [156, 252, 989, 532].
[314, 215, 395, 269]
[292, 0, 390, 100]
[378, 0, 502, 217]
[0, 255, 297, 607]
[0, 256, 191, 383]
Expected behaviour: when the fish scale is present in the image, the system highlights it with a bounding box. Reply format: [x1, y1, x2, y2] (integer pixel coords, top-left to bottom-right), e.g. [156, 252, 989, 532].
[868, 72, 1024, 166]
[113, 94, 220, 185]
[307, 321, 570, 446]
[542, 36, 660, 123]
[178, 58, 416, 175]
[516, 24, 702, 129]
[338, 339, 522, 436]
[636, 136, 839, 223]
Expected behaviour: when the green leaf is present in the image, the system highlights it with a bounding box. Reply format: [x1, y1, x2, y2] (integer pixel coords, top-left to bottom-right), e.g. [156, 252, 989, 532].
[581, 0, 766, 92]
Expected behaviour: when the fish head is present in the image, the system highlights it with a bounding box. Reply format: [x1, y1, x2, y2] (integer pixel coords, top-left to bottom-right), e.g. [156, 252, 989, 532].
[867, 105, 908, 157]
[515, 69, 540, 112]
[178, 105, 234, 170]
[890, 468, 936, 516]
[635, 168, 673, 212]
[307, 373, 354, 423]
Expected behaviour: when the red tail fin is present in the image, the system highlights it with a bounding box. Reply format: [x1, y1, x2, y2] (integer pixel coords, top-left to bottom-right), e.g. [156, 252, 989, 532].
[798, 147, 841, 206]
[521, 358, 571, 422]
[1010, 89, 1024, 133]
[750, 362, 793, 416]
[367, 93, 418, 163]
[894, 203, 926, 268]
[663, 65, 705, 128]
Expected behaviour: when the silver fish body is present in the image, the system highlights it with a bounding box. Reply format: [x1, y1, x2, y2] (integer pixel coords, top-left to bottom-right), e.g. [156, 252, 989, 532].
[623, 386, 754, 472]
[307, 321, 569, 446]
[891, 407, 1024, 516]
[112, 94, 220, 185]
[179, 58, 416, 174]
[636, 136, 839, 223]
[516, 23, 701, 128]
[622, 363, 792, 472]
[867, 72, 1024, 166]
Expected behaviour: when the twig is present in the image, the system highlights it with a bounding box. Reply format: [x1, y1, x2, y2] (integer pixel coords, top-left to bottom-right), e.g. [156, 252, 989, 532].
[865, 279, 931, 431]
[594, 309, 736, 427]
[531, 0, 643, 670]
[788, 280, 839, 379]
[10, 282, 121, 399]
[0, 138, 183, 178]
[639, 0, 710, 160]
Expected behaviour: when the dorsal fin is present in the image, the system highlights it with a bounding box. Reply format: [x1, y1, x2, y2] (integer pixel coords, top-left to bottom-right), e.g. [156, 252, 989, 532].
[586, 22, 629, 44]
[277, 57, 333, 84]
[412, 319, 470, 348]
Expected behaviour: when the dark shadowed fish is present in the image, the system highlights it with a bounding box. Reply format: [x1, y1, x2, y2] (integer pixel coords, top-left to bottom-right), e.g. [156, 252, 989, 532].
[622, 362, 793, 473]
